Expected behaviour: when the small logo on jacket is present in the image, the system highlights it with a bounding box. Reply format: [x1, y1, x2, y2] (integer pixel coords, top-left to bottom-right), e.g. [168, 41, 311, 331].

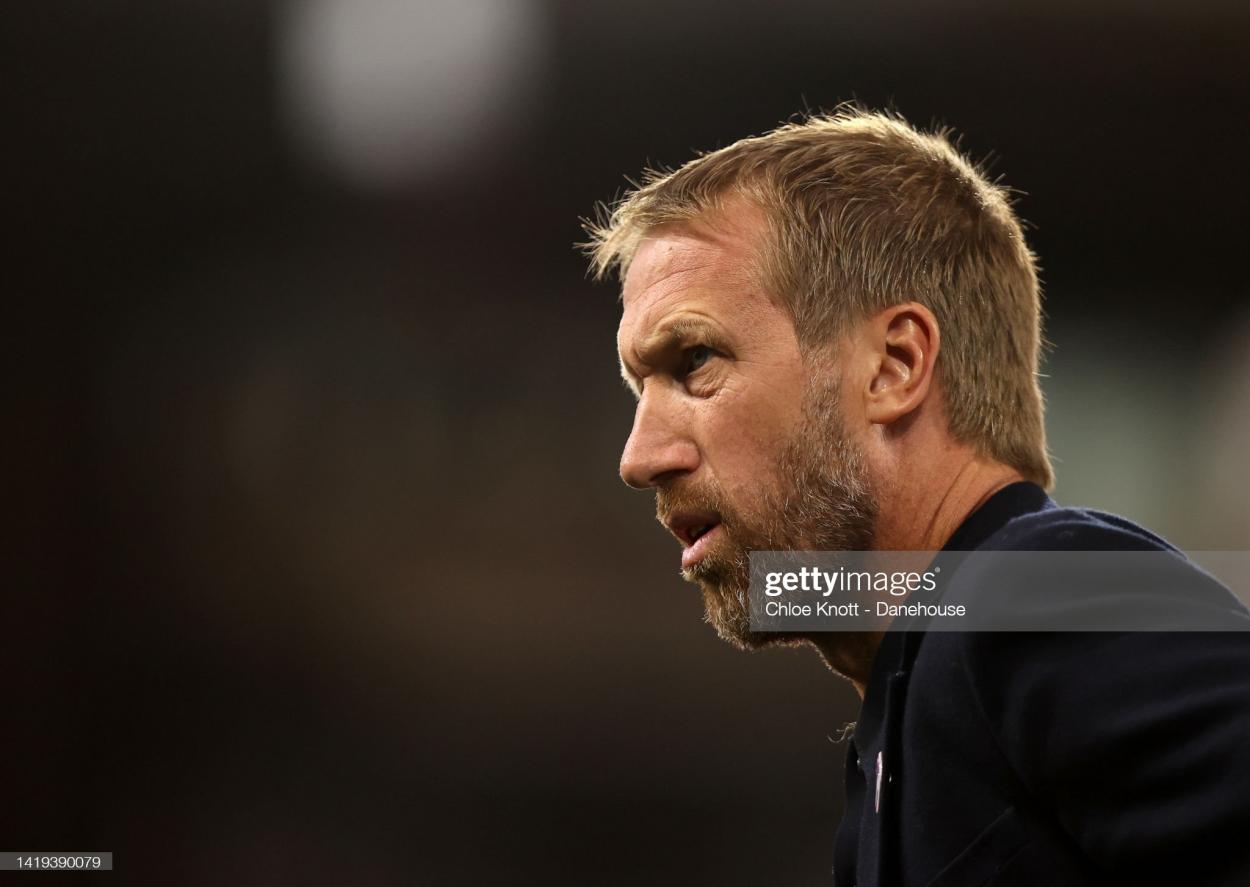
[874, 751, 883, 813]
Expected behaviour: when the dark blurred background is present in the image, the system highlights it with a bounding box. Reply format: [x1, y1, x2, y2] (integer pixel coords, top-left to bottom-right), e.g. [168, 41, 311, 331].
[7, 1, 1250, 883]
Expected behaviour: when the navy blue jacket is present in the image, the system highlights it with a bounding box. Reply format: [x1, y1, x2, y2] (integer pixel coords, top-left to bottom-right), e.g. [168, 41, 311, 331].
[833, 482, 1250, 886]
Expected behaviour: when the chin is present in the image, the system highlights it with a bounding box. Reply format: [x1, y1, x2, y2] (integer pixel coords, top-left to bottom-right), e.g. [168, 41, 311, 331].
[716, 626, 800, 652]
[696, 579, 807, 652]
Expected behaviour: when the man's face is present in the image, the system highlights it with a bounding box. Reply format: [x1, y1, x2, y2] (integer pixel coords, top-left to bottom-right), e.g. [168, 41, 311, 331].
[616, 211, 877, 648]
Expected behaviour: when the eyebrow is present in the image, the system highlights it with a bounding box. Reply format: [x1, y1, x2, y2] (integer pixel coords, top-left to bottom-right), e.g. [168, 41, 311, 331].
[618, 317, 730, 397]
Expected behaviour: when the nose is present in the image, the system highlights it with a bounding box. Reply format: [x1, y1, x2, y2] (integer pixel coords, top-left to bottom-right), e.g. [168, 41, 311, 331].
[619, 393, 700, 489]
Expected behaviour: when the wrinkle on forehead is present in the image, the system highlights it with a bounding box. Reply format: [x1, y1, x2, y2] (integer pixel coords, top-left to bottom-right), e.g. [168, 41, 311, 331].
[618, 209, 771, 347]
[621, 205, 767, 309]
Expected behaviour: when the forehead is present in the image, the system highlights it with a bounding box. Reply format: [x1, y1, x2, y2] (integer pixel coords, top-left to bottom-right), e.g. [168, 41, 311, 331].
[617, 211, 773, 347]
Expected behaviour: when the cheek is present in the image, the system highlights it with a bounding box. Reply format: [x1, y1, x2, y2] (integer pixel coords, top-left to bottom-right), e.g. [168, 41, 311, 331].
[699, 384, 802, 496]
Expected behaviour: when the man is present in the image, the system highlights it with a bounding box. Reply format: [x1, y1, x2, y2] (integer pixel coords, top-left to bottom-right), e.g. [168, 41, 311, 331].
[585, 108, 1250, 885]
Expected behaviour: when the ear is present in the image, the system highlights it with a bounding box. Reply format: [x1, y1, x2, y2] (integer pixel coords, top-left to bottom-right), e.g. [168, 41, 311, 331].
[862, 302, 940, 426]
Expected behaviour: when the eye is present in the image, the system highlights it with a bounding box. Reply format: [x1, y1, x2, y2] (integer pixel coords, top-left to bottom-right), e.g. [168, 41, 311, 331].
[684, 345, 713, 374]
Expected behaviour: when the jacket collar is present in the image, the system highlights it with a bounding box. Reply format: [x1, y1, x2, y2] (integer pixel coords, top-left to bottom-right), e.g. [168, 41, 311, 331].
[851, 481, 1053, 758]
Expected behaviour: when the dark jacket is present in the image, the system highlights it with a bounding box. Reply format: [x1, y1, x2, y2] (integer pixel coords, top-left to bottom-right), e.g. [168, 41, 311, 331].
[833, 482, 1250, 886]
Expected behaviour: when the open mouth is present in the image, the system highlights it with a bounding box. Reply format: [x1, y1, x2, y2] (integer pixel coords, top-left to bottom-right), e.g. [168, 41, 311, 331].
[665, 512, 722, 548]
[664, 513, 724, 570]
[681, 522, 723, 570]
[688, 522, 717, 544]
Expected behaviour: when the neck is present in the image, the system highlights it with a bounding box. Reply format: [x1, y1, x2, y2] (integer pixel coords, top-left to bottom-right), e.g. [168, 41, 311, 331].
[872, 455, 1025, 552]
[810, 454, 1026, 697]
[808, 631, 888, 698]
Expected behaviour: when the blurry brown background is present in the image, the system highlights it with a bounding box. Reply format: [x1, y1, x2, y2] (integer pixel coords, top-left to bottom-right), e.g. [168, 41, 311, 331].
[7, 1, 1250, 884]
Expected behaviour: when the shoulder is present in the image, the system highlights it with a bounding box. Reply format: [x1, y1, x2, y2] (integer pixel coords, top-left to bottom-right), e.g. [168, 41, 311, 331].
[988, 502, 1176, 553]
[908, 501, 1250, 876]
[918, 503, 1250, 791]
[942, 503, 1246, 627]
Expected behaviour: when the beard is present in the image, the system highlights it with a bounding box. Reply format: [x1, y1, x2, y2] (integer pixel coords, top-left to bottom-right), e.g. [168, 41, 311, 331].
[656, 371, 877, 650]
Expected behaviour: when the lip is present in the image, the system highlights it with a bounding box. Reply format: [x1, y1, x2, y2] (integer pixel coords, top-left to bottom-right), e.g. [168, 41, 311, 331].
[664, 511, 724, 570]
[680, 522, 723, 570]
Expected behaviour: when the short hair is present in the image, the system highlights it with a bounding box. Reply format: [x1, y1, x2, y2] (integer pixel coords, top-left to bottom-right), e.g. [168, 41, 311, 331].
[584, 107, 1053, 489]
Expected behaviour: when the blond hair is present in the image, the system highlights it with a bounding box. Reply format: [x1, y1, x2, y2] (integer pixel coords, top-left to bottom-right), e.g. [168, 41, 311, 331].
[585, 107, 1053, 488]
